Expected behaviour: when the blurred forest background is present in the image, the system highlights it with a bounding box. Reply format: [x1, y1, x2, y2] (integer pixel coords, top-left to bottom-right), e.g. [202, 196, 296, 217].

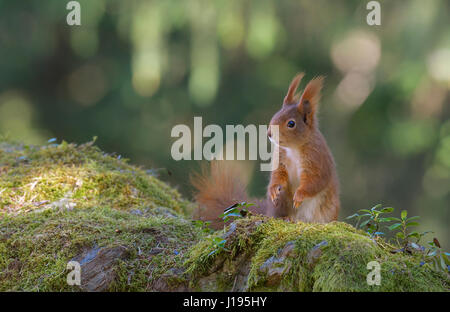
[0, 0, 449, 247]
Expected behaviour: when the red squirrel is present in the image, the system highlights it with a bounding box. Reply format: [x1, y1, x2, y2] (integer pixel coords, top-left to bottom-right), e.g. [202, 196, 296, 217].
[191, 73, 340, 228]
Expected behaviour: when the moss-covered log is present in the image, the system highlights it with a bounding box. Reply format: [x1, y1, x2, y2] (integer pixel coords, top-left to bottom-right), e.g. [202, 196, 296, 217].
[186, 217, 449, 291]
[0, 140, 448, 291]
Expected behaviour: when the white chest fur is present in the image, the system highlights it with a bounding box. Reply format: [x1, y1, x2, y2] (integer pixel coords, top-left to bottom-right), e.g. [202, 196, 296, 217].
[295, 191, 325, 222]
[282, 146, 326, 223]
[282, 147, 303, 191]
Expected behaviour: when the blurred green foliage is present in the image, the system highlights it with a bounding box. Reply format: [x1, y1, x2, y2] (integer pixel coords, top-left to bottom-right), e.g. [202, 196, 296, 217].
[0, 0, 448, 247]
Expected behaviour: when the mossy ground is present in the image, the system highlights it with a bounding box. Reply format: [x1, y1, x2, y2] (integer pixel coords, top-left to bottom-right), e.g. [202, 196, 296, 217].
[0, 139, 448, 291]
[186, 217, 450, 291]
[0, 139, 192, 215]
[0, 139, 203, 291]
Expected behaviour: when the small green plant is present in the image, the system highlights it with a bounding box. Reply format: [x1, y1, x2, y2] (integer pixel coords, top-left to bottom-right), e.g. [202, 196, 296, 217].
[347, 205, 449, 273]
[207, 236, 229, 256]
[421, 238, 450, 273]
[387, 210, 422, 250]
[219, 201, 253, 223]
[192, 220, 214, 234]
[206, 202, 255, 257]
[346, 204, 396, 237]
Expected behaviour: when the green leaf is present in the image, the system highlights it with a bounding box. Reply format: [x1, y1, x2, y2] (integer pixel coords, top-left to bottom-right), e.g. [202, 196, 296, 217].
[371, 204, 382, 211]
[213, 237, 224, 243]
[358, 209, 371, 213]
[223, 208, 240, 215]
[226, 212, 242, 217]
[440, 255, 447, 271]
[401, 210, 407, 220]
[379, 217, 396, 222]
[383, 217, 400, 222]
[396, 232, 405, 239]
[406, 221, 420, 227]
[208, 249, 218, 257]
[346, 213, 359, 220]
[407, 216, 420, 221]
[442, 254, 450, 265]
[380, 207, 394, 213]
[407, 231, 420, 238]
[359, 219, 371, 228]
[388, 223, 402, 231]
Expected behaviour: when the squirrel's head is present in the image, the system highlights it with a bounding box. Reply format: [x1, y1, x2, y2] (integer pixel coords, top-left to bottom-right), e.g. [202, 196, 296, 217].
[268, 73, 324, 148]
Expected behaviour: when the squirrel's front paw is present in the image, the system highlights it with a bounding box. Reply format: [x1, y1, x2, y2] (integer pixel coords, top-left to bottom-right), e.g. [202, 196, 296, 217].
[293, 189, 305, 209]
[269, 184, 282, 204]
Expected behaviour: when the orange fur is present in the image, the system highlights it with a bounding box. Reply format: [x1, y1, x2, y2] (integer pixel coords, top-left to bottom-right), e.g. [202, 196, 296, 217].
[191, 73, 339, 226]
[284, 73, 304, 105]
[298, 76, 324, 128]
[267, 74, 339, 222]
[191, 161, 267, 229]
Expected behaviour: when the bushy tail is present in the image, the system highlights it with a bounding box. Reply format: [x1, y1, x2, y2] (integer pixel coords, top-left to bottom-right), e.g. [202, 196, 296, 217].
[191, 161, 264, 229]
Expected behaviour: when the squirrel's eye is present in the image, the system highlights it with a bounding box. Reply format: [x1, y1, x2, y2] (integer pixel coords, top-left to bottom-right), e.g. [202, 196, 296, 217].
[287, 120, 296, 128]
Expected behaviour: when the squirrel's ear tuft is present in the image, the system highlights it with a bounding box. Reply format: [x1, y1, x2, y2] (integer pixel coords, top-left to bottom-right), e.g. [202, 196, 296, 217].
[283, 73, 304, 107]
[297, 76, 325, 125]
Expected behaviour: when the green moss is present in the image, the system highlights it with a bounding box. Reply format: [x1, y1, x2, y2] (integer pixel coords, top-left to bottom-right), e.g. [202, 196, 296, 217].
[185, 216, 266, 279]
[1, 139, 448, 292]
[186, 217, 450, 292]
[0, 140, 193, 215]
[0, 207, 203, 291]
[0, 139, 202, 291]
